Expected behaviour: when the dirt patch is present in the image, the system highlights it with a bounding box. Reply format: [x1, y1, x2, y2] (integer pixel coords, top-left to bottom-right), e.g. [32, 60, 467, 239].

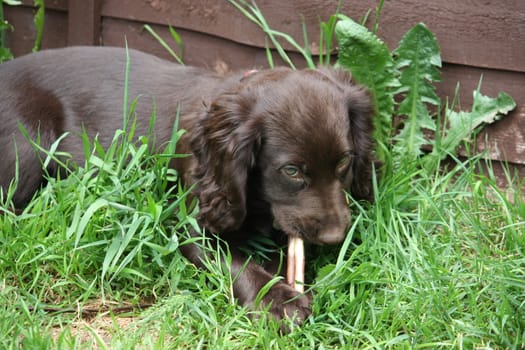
[48, 299, 154, 347]
[52, 316, 138, 347]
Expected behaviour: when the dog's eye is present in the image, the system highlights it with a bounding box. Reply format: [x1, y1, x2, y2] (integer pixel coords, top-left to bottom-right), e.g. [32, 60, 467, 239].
[337, 155, 351, 173]
[281, 165, 303, 180]
[336, 153, 353, 180]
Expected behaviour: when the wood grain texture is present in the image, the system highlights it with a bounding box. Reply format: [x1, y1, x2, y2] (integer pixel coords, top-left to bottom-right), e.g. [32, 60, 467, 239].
[100, 0, 525, 72]
[68, 0, 102, 46]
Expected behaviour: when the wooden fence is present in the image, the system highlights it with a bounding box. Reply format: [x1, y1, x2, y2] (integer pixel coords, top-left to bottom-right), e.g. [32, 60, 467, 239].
[4, 0, 525, 171]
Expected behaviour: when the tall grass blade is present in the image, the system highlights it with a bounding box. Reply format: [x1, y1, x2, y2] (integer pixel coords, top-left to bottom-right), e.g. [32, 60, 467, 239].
[144, 24, 184, 64]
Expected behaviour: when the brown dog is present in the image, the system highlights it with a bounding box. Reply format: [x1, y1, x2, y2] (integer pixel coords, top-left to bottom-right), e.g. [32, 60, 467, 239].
[0, 46, 375, 325]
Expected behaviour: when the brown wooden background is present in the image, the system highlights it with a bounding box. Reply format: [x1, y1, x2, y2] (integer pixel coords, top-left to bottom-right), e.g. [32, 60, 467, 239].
[4, 0, 525, 172]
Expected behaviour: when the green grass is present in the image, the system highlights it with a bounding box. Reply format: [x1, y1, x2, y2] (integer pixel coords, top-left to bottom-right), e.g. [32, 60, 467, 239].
[1, 114, 524, 349]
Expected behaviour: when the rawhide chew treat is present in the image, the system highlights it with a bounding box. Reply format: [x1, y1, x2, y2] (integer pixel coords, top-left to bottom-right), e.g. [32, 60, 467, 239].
[287, 236, 305, 293]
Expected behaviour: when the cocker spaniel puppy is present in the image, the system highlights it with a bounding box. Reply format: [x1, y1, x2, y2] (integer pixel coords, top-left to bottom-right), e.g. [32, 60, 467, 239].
[0, 46, 375, 326]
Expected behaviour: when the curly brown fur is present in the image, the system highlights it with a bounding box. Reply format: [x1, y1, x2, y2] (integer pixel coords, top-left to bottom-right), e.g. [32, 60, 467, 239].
[0, 46, 375, 328]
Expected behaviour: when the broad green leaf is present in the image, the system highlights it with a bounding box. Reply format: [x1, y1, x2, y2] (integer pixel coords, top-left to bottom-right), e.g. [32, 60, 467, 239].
[443, 90, 515, 152]
[335, 15, 399, 161]
[424, 89, 516, 171]
[393, 23, 442, 157]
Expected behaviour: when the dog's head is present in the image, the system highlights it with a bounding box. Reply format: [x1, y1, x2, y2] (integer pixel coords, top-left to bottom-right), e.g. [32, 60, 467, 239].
[190, 67, 374, 244]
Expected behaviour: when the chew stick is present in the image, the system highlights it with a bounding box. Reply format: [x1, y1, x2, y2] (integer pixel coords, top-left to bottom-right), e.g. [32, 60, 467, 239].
[287, 236, 305, 293]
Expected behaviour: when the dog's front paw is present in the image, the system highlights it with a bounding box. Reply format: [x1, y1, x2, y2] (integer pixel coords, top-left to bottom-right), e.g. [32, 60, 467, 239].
[261, 282, 311, 326]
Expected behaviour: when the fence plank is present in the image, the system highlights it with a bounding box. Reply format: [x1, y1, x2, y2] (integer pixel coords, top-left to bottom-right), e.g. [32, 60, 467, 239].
[68, 0, 102, 46]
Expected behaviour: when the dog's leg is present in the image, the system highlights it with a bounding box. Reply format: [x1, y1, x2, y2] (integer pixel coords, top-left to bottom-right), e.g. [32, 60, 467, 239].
[179, 230, 311, 328]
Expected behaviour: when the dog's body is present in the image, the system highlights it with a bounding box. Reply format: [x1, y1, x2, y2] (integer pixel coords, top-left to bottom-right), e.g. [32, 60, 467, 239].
[0, 46, 374, 325]
[0, 47, 229, 205]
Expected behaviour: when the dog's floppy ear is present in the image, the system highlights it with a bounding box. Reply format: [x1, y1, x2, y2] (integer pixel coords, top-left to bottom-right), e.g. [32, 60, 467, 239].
[347, 85, 375, 201]
[190, 92, 261, 233]
[320, 67, 376, 201]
